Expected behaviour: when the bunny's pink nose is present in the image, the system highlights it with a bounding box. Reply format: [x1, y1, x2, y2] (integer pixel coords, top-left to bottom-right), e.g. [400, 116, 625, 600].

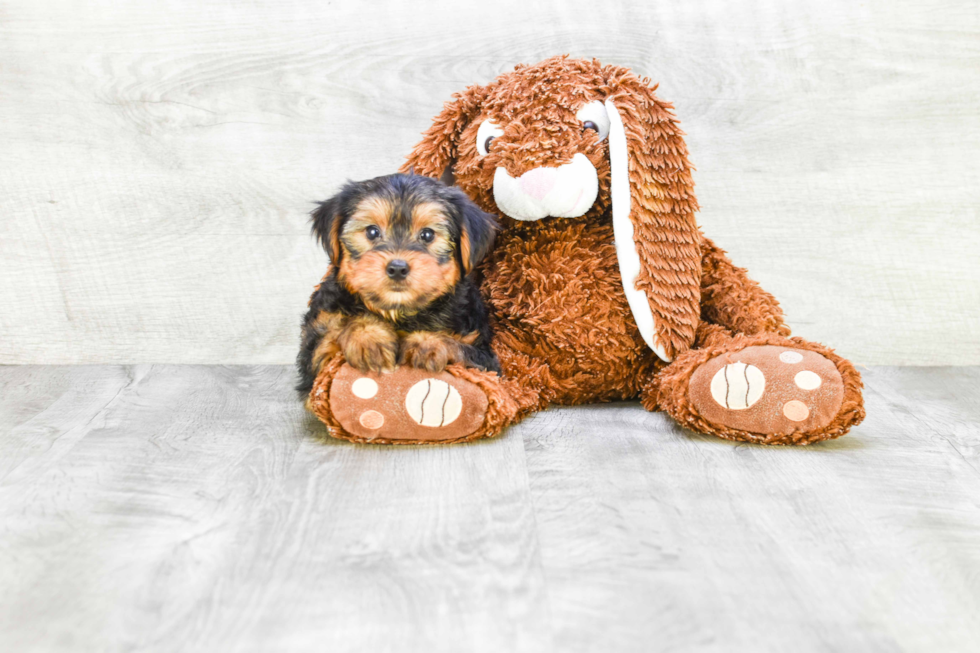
[518, 167, 557, 200]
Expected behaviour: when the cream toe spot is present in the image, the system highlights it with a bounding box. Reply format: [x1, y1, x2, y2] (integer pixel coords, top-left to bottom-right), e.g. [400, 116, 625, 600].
[779, 350, 804, 364]
[783, 400, 810, 422]
[359, 410, 385, 429]
[794, 370, 822, 390]
[709, 362, 766, 410]
[351, 377, 379, 399]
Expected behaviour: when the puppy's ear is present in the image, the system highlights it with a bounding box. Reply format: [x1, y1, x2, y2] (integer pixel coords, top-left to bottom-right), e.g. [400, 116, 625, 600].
[401, 84, 490, 183]
[602, 65, 702, 363]
[449, 189, 497, 274]
[310, 195, 344, 266]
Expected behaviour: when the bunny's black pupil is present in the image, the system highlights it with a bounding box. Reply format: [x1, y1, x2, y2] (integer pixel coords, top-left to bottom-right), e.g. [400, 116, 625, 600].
[419, 228, 435, 243]
[484, 136, 495, 152]
[583, 121, 598, 132]
[366, 226, 380, 240]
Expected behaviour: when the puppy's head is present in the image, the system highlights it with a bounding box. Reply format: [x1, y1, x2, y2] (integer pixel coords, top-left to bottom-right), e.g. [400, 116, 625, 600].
[311, 174, 496, 316]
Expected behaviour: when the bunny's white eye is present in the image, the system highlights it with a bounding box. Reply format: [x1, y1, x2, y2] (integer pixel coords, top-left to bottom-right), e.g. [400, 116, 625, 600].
[575, 101, 610, 141]
[476, 120, 504, 156]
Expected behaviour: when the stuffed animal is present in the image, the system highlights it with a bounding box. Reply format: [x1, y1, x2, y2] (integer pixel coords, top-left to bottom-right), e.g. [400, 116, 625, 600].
[306, 56, 864, 445]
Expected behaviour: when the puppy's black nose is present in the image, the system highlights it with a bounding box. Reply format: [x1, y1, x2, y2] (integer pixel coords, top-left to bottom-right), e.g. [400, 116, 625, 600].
[386, 259, 410, 281]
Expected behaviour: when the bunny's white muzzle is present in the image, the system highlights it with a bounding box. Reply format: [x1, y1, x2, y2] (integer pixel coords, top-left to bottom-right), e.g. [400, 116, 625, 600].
[487, 100, 671, 363]
[491, 153, 599, 221]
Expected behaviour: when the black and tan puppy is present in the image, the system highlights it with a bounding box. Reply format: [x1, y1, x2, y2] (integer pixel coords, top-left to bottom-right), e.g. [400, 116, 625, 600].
[297, 174, 499, 394]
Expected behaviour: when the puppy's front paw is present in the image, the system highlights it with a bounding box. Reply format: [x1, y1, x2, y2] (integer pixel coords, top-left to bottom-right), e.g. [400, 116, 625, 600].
[345, 339, 397, 373]
[339, 317, 398, 373]
[399, 332, 462, 373]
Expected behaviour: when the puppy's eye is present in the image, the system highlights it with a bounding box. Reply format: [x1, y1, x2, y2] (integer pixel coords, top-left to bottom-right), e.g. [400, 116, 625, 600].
[575, 101, 610, 141]
[365, 225, 381, 241]
[476, 119, 504, 156]
[418, 228, 435, 243]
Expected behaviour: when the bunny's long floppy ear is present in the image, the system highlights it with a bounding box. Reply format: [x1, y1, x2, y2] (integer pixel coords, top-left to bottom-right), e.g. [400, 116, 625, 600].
[401, 84, 490, 183]
[604, 72, 702, 362]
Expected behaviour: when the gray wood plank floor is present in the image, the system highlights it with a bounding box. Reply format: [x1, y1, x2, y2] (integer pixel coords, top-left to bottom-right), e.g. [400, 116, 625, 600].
[1, 365, 978, 652]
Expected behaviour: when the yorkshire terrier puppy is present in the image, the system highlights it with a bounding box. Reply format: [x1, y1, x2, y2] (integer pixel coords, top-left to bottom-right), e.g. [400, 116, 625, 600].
[297, 173, 500, 394]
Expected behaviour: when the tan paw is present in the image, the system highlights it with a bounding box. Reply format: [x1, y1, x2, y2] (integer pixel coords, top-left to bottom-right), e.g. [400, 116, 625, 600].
[328, 364, 489, 442]
[339, 317, 398, 373]
[399, 332, 463, 373]
[689, 346, 845, 436]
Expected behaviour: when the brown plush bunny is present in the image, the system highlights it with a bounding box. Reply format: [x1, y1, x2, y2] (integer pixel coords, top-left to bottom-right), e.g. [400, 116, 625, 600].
[307, 56, 864, 445]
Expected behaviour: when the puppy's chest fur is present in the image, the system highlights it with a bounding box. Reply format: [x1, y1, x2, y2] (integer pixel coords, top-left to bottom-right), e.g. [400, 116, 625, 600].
[311, 271, 488, 335]
[482, 218, 661, 402]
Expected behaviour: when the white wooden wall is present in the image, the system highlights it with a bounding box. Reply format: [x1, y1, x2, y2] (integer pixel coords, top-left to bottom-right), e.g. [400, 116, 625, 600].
[2, 0, 977, 365]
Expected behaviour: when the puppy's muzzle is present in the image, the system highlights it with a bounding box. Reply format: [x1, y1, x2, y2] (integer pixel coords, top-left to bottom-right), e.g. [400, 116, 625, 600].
[386, 259, 410, 281]
[492, 153, 599, 221]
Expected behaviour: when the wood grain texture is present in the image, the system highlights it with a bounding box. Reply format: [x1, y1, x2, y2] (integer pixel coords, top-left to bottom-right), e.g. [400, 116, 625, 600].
[0, 365, 551, 653]
[1, 0, 978, 365]
[521, 369, 980, 652]
[1, 364, 979, 652]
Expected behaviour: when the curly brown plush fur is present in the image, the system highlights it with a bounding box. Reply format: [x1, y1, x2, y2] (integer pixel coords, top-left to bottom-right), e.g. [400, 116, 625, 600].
[395, 55, 865, 444]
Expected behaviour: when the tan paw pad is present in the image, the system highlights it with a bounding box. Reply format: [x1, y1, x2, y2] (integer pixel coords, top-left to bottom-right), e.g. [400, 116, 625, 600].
[359, 409, 385, 429]
[689, 346, 845, 436]
[329, 364, 488, 442]
[782, 400, 810, 422]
